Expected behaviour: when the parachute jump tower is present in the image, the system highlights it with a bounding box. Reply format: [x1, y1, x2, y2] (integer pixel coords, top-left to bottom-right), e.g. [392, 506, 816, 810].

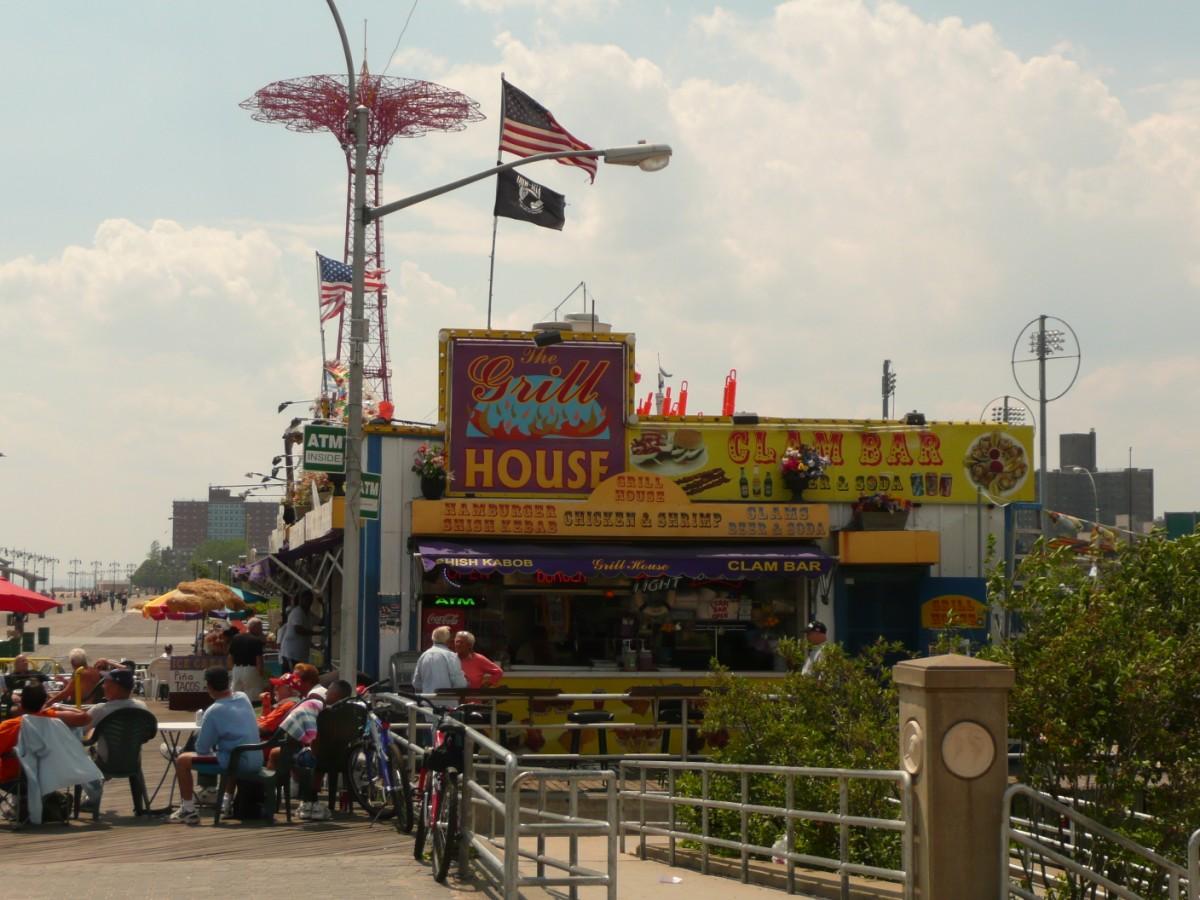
[241, 67, 483, 401]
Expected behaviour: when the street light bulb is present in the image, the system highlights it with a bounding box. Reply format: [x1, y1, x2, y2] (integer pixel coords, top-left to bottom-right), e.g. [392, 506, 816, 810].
[603, 143, 672, 170]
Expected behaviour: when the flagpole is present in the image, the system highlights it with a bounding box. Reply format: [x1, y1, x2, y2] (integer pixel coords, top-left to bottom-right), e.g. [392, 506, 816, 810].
[315, 253, 332, 406]
[485, 74, 506, 330]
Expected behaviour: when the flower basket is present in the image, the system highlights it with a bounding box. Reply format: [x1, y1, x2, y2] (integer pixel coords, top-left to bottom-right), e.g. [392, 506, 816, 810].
[420, 474, 446, 500]
[779, 444, 831, 501]
[856, 509, 909, 531]
[413, 444, 452, 499]
[851, 493, 912, 530]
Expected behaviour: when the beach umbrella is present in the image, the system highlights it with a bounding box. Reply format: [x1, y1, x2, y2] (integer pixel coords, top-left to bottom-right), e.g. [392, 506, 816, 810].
[229, 586, 270, 605]
[0, 576, 63, 614]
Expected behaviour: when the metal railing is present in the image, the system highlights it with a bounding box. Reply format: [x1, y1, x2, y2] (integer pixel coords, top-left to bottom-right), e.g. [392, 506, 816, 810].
[1002, 784, 1194, 899]
[1189, 829, 1200, 900]
[407, 690, 709, 763]
[619, 759, 913, 898]
[390, 698, 619, 899]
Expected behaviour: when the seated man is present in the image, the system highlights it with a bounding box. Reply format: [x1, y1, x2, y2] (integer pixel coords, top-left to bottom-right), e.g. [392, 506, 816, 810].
[47, 648, 109, 707]
[80, 668, 151, 768]
[2, 655, 45, 715]
[0, 683, 91, 788]
[256, 671, 302, 738]
[274, 677, 352, 821]
[168, 667, 262, 825]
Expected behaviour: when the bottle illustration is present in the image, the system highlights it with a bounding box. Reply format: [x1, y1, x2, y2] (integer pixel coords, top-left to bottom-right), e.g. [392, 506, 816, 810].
[764, 470, 774, 497]
[751, 465, 762, 497]
[739, 467, 749, 499]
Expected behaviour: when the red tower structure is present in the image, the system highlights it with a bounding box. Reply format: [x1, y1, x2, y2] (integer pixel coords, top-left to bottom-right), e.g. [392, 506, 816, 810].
[241, 67, 483, 402]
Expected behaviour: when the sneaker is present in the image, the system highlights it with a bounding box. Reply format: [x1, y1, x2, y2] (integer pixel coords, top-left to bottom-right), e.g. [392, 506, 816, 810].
[296, 801, 313, 821]
[158, 742, 172, 761]
[306, 802, 332, 821]
[167, 806, 201, 825]
[220, 796, 234, 817]
[195, 787, 217, 806]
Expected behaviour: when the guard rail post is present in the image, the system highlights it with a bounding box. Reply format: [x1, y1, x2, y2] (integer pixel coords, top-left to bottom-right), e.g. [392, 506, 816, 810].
[606, 771, 619, 900]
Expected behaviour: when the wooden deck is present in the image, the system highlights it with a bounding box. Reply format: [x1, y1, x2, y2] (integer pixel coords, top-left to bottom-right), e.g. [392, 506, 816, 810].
[1, 700, 453, 868]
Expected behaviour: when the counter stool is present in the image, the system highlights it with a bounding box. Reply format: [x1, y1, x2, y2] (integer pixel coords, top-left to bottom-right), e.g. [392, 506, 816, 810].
[567, 710, 613, 759]
[658, 701, 705, 755]
[454, 703, 514, 748]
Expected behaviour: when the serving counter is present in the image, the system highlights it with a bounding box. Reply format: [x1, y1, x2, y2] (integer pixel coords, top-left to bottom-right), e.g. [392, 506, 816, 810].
[448, 668, 782, 756]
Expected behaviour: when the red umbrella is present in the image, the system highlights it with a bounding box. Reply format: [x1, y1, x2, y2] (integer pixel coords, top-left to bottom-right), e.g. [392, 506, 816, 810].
[0, 576, 62, 614]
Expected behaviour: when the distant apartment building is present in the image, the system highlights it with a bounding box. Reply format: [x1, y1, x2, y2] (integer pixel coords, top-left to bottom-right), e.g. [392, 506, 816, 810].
[172, 487, 279, 556]
[1039, 430, 1154, 533]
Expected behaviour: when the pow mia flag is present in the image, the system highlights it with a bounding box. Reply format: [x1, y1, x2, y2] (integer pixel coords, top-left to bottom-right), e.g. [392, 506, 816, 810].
[494, 169, 566, 231]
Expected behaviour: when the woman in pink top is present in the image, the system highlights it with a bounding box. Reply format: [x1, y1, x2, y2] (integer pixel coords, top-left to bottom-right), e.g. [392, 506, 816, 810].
[454, 631, 504, 689]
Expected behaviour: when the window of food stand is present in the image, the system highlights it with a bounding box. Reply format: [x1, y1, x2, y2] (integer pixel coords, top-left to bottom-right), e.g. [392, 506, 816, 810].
[419, 569, 808, 671]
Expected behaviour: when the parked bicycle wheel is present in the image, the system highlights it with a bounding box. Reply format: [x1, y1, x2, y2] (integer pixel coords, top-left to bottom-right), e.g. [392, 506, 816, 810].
[431, 770, 459, 883]
[413, 775, 433, 860]
[391, 743, 414, 833]
[345, 741, 404, 824]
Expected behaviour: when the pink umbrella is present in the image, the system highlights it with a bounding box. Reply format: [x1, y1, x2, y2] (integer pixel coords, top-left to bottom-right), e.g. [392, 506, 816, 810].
[0, 576, 62, 614]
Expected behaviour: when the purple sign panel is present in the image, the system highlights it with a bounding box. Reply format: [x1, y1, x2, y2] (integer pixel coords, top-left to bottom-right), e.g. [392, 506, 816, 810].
[446, 337, 629, 496]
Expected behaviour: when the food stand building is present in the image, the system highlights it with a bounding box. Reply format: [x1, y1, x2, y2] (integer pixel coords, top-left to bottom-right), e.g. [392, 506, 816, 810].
[264, 327, 1035, 750]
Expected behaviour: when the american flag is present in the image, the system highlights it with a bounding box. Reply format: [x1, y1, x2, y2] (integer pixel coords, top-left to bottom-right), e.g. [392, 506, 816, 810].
[499, 79, 596, 182]
[317, 252, 385, 323]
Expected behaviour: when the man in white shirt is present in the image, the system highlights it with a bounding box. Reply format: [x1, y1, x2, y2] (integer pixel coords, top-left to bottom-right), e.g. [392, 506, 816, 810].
[412, 626, 467, 707]
[280, 592, 319, 670]
[801, 620, 828, 676]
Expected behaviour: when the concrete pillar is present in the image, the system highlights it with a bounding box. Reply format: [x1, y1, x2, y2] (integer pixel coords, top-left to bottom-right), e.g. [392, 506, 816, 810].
[894, 654, 1014, 900]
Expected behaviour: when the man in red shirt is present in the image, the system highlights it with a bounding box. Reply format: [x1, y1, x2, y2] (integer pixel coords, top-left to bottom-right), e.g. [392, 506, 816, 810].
[454, 631, 503, 689]
[0, 684, 90, 784]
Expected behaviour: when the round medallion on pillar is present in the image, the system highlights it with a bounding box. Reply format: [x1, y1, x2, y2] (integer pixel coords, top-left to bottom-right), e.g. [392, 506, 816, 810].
[940, 720, 996, 779]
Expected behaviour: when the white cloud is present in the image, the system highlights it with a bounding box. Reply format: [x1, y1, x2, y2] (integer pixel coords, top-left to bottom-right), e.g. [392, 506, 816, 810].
[7, 1, 1200, 568]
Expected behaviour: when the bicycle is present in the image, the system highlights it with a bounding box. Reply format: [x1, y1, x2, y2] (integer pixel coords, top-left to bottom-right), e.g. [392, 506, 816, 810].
[398, 694, 487, 883]
[342, 682, 413, 833]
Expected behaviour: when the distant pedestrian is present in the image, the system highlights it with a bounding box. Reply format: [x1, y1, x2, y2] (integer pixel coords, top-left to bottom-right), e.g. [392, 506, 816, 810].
[119, 593, 128, 613]
[108, 592, 115, 612]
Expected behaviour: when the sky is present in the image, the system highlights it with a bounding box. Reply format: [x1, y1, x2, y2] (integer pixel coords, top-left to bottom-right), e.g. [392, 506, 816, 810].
[2, 0, 1200, 579]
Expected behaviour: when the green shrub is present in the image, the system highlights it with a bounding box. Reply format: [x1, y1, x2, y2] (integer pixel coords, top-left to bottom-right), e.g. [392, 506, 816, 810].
[673, 638, 909, 869]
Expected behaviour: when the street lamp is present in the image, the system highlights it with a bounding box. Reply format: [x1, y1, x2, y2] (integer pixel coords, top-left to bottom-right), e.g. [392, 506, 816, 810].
[1070, 466, 1100, 528]
[1071, 466, 1101, 578]
[324, 0, 673, 680]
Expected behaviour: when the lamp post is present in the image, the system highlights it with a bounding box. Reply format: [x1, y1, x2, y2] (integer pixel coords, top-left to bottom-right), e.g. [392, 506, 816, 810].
[324, 0, 672, 680]
[1070, 466, 1100, 528]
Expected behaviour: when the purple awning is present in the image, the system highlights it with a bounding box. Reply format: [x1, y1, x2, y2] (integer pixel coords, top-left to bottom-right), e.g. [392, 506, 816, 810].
[416, 540, 831, 581]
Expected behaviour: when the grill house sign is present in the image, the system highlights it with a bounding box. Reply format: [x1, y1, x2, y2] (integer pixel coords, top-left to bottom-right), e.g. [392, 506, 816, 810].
[444, 335, 630, 497]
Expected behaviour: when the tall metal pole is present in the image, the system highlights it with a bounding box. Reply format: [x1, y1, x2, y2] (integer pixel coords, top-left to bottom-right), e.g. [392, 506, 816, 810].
[1127, 446, 1134, 543]
[328, 0, 364, 680]
[1038, 315, 1049, 538]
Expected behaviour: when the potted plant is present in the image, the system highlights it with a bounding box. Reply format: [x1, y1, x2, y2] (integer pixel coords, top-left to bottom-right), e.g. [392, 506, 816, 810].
[852, 492, 912, 530]
[779, 444, 831, 500]
[413, 444, 452, 500]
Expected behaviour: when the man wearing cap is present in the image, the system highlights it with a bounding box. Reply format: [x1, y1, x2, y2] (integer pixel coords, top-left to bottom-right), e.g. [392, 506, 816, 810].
[802, 621, 828, 677]
[257, 670, 302, 737]
[77, 668, 153, 780]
